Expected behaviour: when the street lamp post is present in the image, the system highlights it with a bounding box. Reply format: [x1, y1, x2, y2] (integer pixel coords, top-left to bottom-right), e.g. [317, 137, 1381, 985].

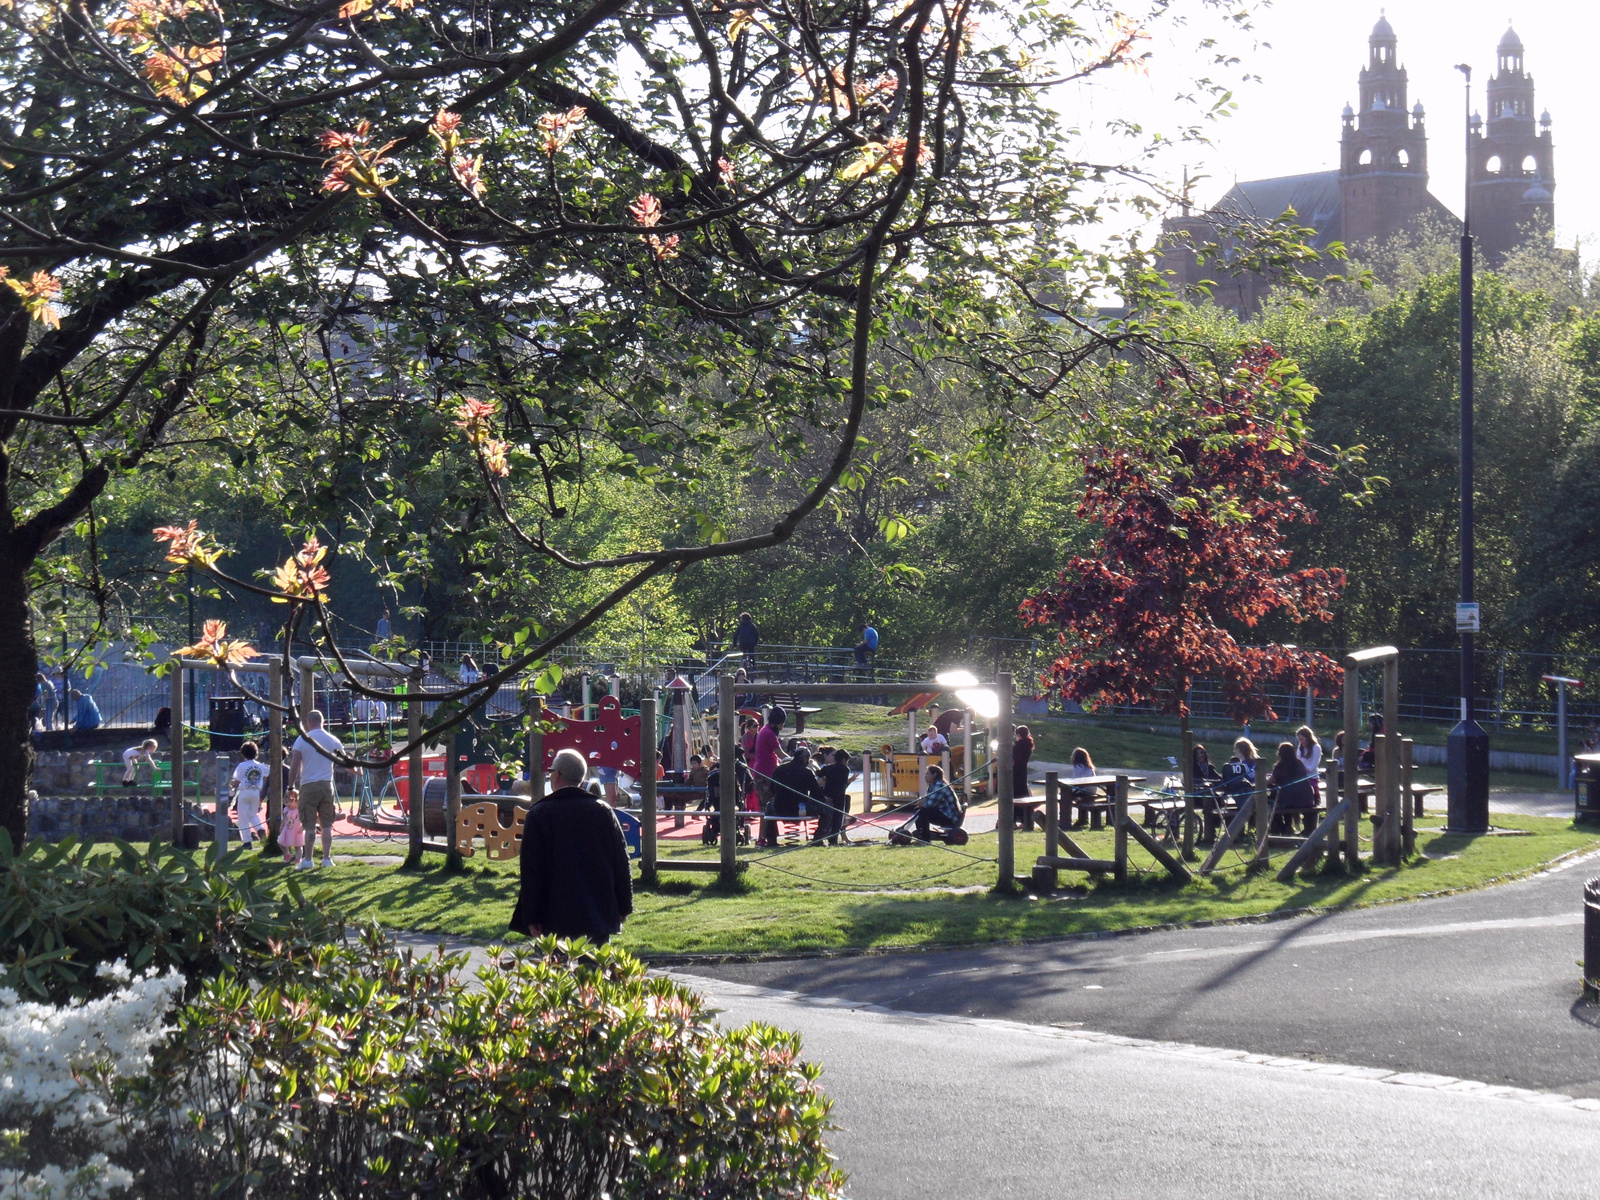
[1447, 63, 1490, 832]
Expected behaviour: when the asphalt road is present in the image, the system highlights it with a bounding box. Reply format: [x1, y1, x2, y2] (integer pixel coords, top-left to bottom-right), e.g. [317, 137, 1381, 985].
[687, 974, 1600, 1200]
[688, 847, 1600, 1097]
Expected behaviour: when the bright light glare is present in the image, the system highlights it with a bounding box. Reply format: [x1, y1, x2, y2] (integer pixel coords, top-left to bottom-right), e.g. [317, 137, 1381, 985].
[936, 669, 980, 688]
[957, 688, 1000, 720]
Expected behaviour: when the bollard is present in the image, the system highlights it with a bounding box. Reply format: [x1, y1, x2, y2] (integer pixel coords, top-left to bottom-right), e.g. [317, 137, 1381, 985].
[213, 753, 230, 863]
[1585, 878, 1600, 1003]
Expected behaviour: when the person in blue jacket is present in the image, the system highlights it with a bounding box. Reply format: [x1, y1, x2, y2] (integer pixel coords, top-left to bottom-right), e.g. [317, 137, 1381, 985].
[71, 690, 103, 732]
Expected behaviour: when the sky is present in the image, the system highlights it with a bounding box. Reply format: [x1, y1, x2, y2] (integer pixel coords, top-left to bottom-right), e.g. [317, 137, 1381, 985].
[1071, 0, 1598, 253]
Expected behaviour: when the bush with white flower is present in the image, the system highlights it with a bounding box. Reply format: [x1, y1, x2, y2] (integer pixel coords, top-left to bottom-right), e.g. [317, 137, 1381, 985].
[0, 962, 182, 1200]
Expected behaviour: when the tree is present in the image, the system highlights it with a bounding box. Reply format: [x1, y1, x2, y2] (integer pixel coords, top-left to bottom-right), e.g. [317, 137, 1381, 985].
[1021, 347, 1345, 736]
[6, 0, 1261, 836]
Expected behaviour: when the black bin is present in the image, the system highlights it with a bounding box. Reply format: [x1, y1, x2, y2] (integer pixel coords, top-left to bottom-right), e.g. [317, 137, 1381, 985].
[208, 697, 246, 751]
[1575, 753, 1600, 826]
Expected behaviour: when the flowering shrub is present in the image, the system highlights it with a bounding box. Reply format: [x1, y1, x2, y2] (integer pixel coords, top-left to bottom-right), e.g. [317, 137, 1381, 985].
[0, 962, 183, 1200]
[0, 834, 341, 1004]
[127, 931, 844, 1198]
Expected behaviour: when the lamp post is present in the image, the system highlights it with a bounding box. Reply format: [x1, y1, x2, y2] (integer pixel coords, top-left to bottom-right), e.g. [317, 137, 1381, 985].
[1447, 63, 1490, 832]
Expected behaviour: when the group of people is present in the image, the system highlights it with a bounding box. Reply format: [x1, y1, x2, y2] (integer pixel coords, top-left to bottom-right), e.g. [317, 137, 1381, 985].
[1184, 726, 1325, 841]
[29, 671, 104, 734]
[740, 706, 855, 846]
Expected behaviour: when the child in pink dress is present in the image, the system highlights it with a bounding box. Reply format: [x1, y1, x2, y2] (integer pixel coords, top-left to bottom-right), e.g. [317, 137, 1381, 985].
[278, 794, 304, 863]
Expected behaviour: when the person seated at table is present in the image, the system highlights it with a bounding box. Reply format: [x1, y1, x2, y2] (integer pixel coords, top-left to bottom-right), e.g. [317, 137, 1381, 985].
[1191, 744, 1225, 844]
[1267, 741, 1318, 835]
[1217, 738, 1259, 821]
[911, 764, 966, 842]
[1067, 747, 1097, 829]
[1357, 715, 1382, 774]
[762, 746, 826, 847]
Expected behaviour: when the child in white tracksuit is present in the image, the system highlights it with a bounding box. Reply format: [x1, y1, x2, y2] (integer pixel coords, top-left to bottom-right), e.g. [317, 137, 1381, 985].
[230, 740, 269, 848]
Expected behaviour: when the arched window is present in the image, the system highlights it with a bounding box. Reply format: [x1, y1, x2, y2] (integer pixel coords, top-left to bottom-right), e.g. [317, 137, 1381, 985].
[1522, 154, 1538, 174]
[1395, 148, 1410, 167]
[1358, 148, 1373, 166]
[1485, 154, 1502, 174]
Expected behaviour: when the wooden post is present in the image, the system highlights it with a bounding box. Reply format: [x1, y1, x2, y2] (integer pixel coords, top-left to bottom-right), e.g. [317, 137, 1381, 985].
[1040, 771, 1060, 890]
[1322, 757, 1340, 868]
[1377, 655, 1402, 866]
[1113, 773, 1129, 882]
[1180, 727, 1197, 857]
[641, 694, 658, 879]
[1401, 737, 1416, 857]
[213, 753, 229, 864]
[642, 694, 660, 877]
[405, 670, 424, 865]
[169, 663, 184, 843]
[1342, 657, 1361, 866]
[1372, 732, 1397, 865]
[266, 659, 283, 854]
[582, 673, 592, 721]
[445, 733, 463, 871]
[916, 754, 928, 798]
[1252, 781, 1271, 865]
[526, 698, 544, 803]
[718, 675, 738, 884]
[862, 753, 875, 814]
[962, 711, 973, 804]
[996, 672, 1015, 890]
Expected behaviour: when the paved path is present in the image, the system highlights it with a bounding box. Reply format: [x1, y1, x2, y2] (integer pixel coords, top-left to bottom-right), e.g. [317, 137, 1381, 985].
[690, 847, 1600, 1097]
[684, 972, 1600, 1200]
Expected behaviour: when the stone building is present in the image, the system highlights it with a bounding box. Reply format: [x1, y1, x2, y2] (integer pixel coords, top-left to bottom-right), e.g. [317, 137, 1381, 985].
[1158, 16, 1554, 312]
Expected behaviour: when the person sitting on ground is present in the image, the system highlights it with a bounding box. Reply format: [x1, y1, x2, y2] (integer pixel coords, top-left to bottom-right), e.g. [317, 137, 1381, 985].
[1067, 747, 1097, 829]
[230, 741, 268, 848]
[121, 738, 159, 787]
[1268, 741, 1318, 835]
[509, 748, 633, 944]
[911, 764, 966, 842]
[920, 722, 949, 758]
[764, 745, 826, 846]
[71, 690, 102, 732]
[812, 748, 852, 845]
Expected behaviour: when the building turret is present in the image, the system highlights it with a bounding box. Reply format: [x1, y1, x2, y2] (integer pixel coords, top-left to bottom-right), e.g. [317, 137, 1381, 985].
[1339, 13, 1432, 245]
[1469, 25, 1554, 261]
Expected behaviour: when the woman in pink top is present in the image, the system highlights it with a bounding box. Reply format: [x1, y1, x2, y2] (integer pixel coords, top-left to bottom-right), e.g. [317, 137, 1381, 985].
[751, 706, 786, 840]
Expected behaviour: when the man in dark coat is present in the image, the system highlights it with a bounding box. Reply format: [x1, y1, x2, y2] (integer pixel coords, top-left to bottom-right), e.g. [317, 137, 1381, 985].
[509, 748, 633, 943]
[762, 746, 827, 846]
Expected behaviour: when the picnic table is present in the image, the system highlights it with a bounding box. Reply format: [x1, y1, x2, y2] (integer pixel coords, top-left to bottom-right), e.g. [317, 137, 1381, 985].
[1015, 774, 1147, 831]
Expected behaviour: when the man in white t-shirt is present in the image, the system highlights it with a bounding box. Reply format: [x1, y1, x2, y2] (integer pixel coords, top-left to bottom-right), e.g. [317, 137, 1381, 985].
[229, 740, 269, 848]
[287, 710, 343, 869]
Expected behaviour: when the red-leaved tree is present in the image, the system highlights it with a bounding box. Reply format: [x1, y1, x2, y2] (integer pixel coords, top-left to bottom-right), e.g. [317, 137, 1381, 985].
[1021, 346, 1346, 737]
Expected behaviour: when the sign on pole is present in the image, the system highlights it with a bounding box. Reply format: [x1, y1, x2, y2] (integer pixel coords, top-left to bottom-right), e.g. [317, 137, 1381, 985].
[1455, 602, 1481, 633]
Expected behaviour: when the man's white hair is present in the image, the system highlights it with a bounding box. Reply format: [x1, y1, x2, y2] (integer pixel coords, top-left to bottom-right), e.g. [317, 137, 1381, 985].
[304, 709, 325, 729]
[551, 748, 588, 786]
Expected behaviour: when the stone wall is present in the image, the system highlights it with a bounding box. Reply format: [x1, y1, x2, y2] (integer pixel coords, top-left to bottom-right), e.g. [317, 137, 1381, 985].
[28, 794, 168, 843]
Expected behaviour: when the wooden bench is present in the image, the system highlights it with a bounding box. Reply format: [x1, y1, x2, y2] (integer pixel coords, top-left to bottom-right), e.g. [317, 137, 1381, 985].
[752, 690, 822, 733]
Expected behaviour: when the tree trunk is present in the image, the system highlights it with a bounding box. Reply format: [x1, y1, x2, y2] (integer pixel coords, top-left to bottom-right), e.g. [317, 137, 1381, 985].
[0, 554, 37, 845]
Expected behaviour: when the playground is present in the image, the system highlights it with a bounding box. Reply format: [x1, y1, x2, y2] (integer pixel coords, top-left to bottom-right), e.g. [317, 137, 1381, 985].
[53, 644, 1594, 958]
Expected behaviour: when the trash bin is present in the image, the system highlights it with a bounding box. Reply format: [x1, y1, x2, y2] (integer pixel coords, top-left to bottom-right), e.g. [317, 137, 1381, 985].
[208, 697, 246, 751]
[179, 822, 202, 851]
[1575, 754, 1600, 826]
[1586, 878, 1600, 1002]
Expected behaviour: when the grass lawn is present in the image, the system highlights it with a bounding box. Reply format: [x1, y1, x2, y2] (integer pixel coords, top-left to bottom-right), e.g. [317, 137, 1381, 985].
[286, 811, 1600, 959]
